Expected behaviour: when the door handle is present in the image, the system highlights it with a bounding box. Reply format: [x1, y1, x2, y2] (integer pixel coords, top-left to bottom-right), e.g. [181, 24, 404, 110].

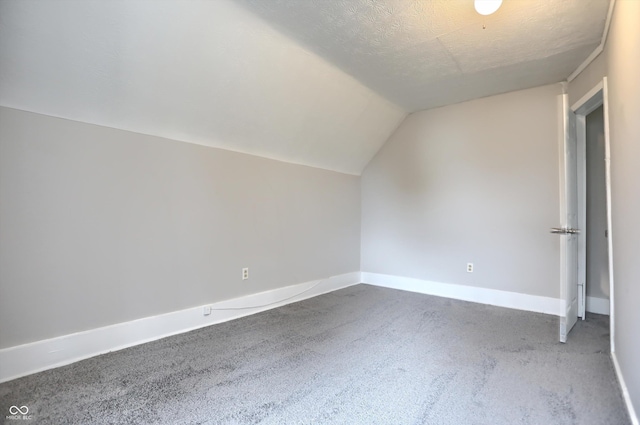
[550, 227, 580, 234]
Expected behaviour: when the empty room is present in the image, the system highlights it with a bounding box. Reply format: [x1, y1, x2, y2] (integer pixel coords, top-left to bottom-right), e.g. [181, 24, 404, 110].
[1, 0, 638, 423]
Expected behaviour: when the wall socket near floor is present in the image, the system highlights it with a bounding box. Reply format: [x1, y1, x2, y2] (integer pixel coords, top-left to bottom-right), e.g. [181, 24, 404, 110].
[466, 263, 474, 273]
[242, 267, 249, 280]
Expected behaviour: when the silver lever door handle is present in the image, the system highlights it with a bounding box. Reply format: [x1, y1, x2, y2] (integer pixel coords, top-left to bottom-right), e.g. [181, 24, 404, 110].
[550, 227, 580, 234]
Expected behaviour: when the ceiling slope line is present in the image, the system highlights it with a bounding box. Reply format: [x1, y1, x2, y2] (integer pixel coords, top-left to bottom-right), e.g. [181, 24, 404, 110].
[0, 105, 365, 177]
[567, 0, 616, 82]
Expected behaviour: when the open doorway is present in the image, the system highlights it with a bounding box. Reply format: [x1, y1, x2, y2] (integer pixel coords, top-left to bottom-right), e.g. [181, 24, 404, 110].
[584, 105, 610, 316]
[558, 78, 614, 346]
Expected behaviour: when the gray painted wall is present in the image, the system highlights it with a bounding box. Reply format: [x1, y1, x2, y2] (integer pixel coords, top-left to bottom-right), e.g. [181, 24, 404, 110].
[568, 0, 640, 413]
[585, 106, 609, 301]
[605, 0, 640, 414]
[0, 107, 361, 349]
[361, 84, 562, 298]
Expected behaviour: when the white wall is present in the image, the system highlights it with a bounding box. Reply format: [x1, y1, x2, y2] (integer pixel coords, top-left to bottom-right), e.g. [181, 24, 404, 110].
[0, 107, 361, 349]
[568, 53, 607, 106]
[585, 106, 609, 302]
[361, 84, 562, 299]
[604, 0, 640, 415]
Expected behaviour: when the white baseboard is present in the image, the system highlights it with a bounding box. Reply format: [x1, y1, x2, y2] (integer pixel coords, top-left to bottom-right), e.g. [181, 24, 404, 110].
[0, 272, 360, 384]
[612, 352, 639, 425]
[361, 272, 562, 316]
[586, 296, 610, 315]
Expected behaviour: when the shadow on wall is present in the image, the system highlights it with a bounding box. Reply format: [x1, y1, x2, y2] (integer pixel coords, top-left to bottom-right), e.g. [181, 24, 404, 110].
[361, 84, 562, 297]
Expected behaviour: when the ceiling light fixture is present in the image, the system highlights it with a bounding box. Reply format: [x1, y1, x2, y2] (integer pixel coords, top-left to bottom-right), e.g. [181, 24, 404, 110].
[474, 0, 502, 15]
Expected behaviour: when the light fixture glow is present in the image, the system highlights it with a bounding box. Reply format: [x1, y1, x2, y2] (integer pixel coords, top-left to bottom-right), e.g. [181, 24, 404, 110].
[474, 0, 502, 15]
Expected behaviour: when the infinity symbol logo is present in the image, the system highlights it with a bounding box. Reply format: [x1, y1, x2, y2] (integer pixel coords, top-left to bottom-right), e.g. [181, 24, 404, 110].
[9, 405, 29, 415]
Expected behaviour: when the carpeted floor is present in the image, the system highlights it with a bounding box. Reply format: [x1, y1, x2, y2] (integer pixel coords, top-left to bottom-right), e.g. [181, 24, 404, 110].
[0, 284, 630, 424]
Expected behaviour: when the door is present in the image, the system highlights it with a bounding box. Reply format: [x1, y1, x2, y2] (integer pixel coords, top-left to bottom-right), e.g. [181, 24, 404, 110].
[560, 79, 613, 349]
[557, 93, 579, 343]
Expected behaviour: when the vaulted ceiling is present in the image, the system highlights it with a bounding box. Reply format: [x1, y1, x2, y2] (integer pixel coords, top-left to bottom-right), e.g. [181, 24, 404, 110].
[237, 0, 609, 111]
[0, 0, 610, 174]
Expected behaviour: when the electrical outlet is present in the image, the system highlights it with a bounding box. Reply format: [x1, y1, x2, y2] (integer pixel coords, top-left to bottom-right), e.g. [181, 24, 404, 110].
[467, 263, 474, 273]
[203, 306, 212, 316]
[242, 267, 249, 280]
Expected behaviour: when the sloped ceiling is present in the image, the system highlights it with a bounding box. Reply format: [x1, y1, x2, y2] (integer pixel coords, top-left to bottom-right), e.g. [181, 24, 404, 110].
[236, 0, 610, 112]
[0, 0, 610, 174]
[0, 0, 406, 175]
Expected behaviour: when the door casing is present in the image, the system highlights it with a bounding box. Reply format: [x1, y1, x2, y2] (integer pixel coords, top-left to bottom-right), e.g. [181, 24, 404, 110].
[562, 78, 614, 349]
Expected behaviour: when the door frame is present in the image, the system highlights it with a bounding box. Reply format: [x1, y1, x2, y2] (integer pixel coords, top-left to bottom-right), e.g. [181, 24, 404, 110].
[567, 77, 615, 351]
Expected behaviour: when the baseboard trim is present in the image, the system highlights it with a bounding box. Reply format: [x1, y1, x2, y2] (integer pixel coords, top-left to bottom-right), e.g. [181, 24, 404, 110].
[361, 272, 562, 316]
[586, 296, 610, 315]
[0, 272, 360, 384]
[612, 352, 639, 425]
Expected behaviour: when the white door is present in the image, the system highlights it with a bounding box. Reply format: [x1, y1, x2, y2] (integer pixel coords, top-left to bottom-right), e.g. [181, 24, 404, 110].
[557, 94, 580, 343]
[562, 79, 613, 349]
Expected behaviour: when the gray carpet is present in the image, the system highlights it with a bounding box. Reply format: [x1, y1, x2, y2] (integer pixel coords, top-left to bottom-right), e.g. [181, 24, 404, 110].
[0, 284, 630, 424]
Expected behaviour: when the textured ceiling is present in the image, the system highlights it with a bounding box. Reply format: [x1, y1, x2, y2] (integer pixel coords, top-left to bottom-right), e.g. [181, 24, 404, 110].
[235, 0, 610, 111]
[0, 0, 610, 174]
